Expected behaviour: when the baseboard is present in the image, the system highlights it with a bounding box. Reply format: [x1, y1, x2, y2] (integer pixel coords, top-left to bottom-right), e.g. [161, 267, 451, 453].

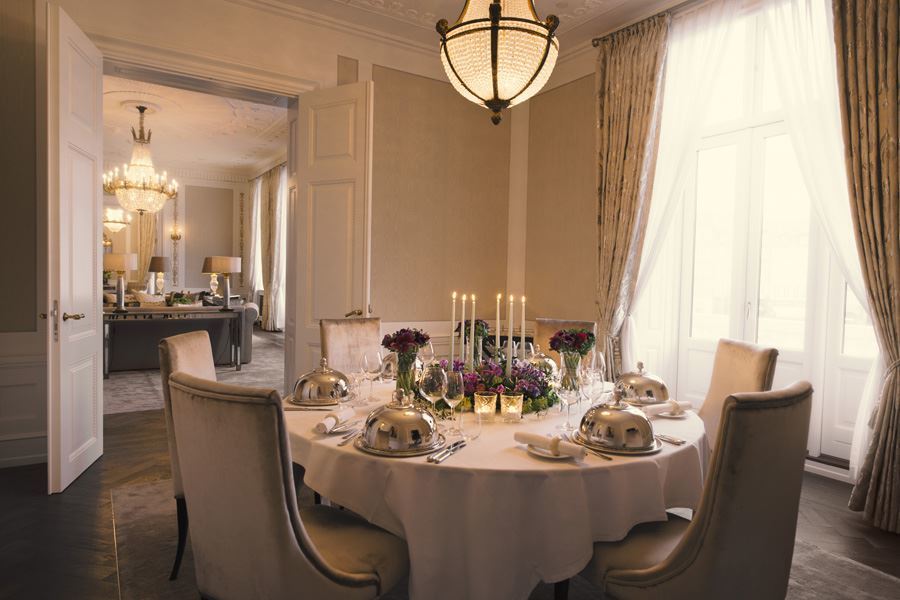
[804, 459, 852, 484]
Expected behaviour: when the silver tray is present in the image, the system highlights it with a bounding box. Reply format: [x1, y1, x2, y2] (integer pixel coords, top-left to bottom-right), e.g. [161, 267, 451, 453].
[288, 398, 339, 408]
[353, 434, 446, 458]
[625, 398, 667, 407]
[572, 432, 663, 456]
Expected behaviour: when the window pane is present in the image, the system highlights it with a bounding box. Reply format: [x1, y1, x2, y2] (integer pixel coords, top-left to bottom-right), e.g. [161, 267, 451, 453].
[691, 144, 737, 340]
[843, 285, 877, 357]
[756, 134, 809, 351]
[701, 17, 748, 127]
[760, 30, 782, 113]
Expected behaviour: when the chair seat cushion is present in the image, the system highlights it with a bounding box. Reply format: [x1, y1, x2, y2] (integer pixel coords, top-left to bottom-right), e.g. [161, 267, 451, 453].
[580, 515, 690, 587]
[300, 505, 409, 593]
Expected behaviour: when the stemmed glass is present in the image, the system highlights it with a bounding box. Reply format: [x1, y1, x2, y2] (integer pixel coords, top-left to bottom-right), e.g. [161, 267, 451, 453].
[444, 371, 465, 435]
[418, 362, 447, 420]
[361, 350, 383, 404]
[418, 341, 436, 366]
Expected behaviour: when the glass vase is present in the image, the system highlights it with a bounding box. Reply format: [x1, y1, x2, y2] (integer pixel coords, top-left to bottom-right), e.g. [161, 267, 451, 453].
[558, 352, 583, 432]
[396, 351, 417, 396]
[474, 335, 483, 366]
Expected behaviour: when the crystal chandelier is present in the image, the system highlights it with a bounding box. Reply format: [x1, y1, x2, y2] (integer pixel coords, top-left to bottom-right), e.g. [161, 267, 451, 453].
[436, 0, 560, 125]
[102, 206, 132, 233]
[103, 106, 177, 215]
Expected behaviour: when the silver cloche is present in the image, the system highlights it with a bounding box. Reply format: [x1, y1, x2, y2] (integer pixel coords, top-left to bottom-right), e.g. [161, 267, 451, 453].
[289, 357, 350, 406]
[357, 391, 443, 456]
[574, 384, 656, 452]
[615, 361, 670, 405]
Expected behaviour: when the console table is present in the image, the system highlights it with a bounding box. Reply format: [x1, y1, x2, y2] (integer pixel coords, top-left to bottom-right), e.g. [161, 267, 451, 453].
[103, 308, 244, 378]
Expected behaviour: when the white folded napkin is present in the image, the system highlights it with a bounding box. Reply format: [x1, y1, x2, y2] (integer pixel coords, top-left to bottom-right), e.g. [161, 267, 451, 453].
[314, 406, 357, 434]
[641, 400, 692, 417]
[514, 431, 586, 459]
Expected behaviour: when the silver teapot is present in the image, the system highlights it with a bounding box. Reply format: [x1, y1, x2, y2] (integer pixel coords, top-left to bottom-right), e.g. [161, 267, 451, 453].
[289, 357, 350, 406]
[574, 384, 656, 452]
[615, 361, 669, 405]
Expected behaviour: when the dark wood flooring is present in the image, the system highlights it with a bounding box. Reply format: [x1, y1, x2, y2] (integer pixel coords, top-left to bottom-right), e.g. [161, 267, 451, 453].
[1, 409, 898, 599]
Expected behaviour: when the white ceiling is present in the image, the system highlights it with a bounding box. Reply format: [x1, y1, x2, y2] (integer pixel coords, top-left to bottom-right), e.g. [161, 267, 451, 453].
[103, 75, 287, 178]
[284, 0, 683, 47]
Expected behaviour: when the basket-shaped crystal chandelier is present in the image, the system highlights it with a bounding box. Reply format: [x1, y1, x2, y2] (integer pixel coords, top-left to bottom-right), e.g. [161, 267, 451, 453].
[436, 0, 559, 125]
[103, 106, 177, 215]
[102, 206, 132, 233]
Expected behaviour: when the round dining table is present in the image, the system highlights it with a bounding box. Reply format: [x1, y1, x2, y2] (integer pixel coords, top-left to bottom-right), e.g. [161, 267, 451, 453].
[285, 384, 708, 600]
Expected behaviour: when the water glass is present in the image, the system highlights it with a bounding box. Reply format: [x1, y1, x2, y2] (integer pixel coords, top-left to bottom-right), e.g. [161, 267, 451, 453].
[444, 371, 465, 434]
[418, 363, 447, 418]
[458, 410, 482, 440]
[361, 351, 383, 402]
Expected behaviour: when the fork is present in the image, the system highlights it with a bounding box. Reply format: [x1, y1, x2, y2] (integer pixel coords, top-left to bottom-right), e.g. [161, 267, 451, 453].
[337, 430, 359, 446]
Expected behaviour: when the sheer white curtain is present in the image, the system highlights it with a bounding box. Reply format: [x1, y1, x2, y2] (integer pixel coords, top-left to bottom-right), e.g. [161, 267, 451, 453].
[256, 163, 287, 331]
[247, 177, 264, 304]
[761, 0, 877, 481]
[272, 165, 288, 330]
[621, 0, 738, 370]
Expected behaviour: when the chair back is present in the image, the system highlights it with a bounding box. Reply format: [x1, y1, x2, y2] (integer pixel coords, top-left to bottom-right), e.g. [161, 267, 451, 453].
[320, 317, 382, 374]
[158, 331, 216, 498]
[699, 338, 778, 450]
[534, 318, 597, 365]
[619, 381, 812, 599]
[167, 373, 379, 599]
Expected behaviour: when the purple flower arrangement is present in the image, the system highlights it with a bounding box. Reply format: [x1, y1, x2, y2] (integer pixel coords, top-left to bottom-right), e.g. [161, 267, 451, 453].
[457, 359, 558, 414]
[549, 328, 596, 356]
[382, 328, 430, 356]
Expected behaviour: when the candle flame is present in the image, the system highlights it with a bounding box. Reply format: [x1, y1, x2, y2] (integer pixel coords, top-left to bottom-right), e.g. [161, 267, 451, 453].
[452, 291, 457, 299]
[471, 294, 476, 301]
[521, 296, 526, 302]
[462, 294, 467, 300]
[497, 293, 502, 300]
[509, 294, 514, 301]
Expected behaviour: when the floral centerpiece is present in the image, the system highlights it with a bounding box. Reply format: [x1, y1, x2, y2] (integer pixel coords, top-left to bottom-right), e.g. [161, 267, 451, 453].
[549, 328, 596, 392]
[382, 328, 430, 395]
[442, 359, 558, 414]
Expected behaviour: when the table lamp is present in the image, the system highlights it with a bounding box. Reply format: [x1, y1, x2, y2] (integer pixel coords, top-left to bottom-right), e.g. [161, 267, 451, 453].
[202, 256, 242, 311]
[147, 256, 170, 295]
[103, 253, 138, 313]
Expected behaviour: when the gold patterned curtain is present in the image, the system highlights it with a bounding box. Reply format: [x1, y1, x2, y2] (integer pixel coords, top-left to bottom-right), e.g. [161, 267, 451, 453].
[595, 14, 670, 378]
[834, 0, 900, 533]
[135, 212, 157, 290]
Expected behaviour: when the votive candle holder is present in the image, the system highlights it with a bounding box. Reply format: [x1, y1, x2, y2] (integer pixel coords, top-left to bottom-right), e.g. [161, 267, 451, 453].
[500, 393, 524, 423]
[474, 392, 497, 423]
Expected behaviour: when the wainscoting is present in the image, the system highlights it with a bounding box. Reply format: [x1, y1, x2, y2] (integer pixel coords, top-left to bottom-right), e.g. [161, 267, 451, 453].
[0, 355, 47, 468]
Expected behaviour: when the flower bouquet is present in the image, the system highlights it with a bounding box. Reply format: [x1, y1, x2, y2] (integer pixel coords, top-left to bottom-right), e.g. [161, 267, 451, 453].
[442, 359, 558, 415]
[382, 328, 430, 395]
[549, 328, 596, 393]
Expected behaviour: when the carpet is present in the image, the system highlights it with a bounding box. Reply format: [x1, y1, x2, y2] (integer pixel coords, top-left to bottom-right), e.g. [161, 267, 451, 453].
[111, 479, 900, 600]
[104, 329, 285, 414]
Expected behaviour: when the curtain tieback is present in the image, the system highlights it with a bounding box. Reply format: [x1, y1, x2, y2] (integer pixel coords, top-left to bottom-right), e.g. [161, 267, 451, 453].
[883, 359, 900, 380]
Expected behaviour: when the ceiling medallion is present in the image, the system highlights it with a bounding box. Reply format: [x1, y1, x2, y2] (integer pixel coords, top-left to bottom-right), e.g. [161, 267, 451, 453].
[103, 105, 178, 215]
[436, 0, 560, 125]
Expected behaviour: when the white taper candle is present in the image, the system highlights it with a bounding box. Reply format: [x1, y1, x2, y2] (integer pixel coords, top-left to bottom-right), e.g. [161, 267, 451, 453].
[495, 293, 502, 360]
[469, 295, 476, 367]
[520, 296, 526, 359]
[460, 294, 467, 367]
[507, 294, 514, 376]
[450, 291, 457, 363]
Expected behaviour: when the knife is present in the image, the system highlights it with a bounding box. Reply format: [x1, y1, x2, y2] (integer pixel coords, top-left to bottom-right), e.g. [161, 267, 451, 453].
[433, 440, 467, 464]
[427, 439, 465, 463]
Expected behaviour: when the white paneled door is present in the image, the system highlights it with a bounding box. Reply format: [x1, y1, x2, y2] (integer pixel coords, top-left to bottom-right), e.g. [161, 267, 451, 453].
[285, 83, 373, 390]
[47, 5, 104, 493]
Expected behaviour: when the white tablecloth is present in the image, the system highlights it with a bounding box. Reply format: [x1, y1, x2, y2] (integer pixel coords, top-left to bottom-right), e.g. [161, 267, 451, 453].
[286, 385, 708, 600]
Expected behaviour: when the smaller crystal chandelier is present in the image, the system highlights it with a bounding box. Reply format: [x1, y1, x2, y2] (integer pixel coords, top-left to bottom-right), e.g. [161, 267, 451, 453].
[102, 206, 132, 233]
[437, 0, 560, 125]
[103, 105, 178, 215]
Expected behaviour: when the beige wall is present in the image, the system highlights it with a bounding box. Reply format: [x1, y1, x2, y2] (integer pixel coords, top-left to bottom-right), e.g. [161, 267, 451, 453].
[183, 185, 234, 288]
[1, 0, 38, 332]
[370, 65, 511, 322]
[525, 75, 597, 322]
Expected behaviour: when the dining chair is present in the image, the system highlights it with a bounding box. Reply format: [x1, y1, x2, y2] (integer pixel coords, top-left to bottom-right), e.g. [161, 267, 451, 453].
[320, 317, 382, 374]
[535, 318, 598, 365]
[158, 331, 217, 580]
[563, 380, 812, 600]
[167, 372, 409, 600]
[700, 338, 778, 451]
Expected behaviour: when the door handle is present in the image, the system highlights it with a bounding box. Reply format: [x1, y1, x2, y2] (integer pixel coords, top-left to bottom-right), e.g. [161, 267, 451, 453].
[63, 312, 86, 321]
[344, 309, 363, 318]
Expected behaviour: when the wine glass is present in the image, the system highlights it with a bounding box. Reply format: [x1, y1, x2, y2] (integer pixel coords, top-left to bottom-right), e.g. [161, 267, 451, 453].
[361, 350, 383, 403]
[444, 371, 465, 435]
[418, 362, 447, 419]
[418, 341, 436, 366]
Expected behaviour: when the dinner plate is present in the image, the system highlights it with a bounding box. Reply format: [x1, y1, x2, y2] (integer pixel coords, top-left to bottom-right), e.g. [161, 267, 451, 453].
[655, 411, 690, 420]
[525, 444, 572, 461]
[285, 404, 338, 411]
[572, 432, 664, 456]
[353, 434, 447, 458]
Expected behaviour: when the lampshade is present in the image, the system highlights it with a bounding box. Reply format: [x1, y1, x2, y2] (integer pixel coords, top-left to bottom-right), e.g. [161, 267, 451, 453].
[148, 256, 170, 273]
[436, 0, 559, 124]
[202, 256, 241, 274]
[103, 253, 138, 272]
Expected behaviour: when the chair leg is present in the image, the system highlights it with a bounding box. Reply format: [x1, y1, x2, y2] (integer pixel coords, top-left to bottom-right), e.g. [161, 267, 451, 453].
[169, 497, 189, 580]
[554, 579, 569, 600]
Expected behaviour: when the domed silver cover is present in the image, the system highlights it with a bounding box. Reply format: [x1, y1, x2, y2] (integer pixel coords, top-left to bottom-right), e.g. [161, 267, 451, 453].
[527, 345, 559, 379]
[573, 386, 656, 453]
[615, 361, 670, 405]
[357, 394, 445, 457]
[289, 357, 350, 406]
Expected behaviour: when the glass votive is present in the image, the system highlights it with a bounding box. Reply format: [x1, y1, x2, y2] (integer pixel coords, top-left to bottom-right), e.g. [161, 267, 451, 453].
[500, 393, 524, 423]
[474, 392, 497, 422]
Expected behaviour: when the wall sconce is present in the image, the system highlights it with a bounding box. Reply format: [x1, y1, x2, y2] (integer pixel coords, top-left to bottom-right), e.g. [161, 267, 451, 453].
[170, 227, 182, 241]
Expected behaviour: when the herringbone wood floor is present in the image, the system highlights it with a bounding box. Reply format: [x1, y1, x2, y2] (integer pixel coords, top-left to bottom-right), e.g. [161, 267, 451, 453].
[1, 409, 898, 599]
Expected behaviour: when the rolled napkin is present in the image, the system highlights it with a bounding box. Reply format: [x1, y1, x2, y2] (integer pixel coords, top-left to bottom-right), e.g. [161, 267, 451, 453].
[314, 406, 357, 434]
[641, 400, 692, 417]
[514, 431, 587, 459]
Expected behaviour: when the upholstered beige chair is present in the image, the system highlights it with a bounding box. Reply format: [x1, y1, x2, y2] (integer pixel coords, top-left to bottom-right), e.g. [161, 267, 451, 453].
[700, 338, 778, 451]
[320, 317, 382, 374]
[158, 331, 217, 580]
[167, 372, 409, 599]
[570, 381, 812, 600]
[535, 318, 597, 364]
